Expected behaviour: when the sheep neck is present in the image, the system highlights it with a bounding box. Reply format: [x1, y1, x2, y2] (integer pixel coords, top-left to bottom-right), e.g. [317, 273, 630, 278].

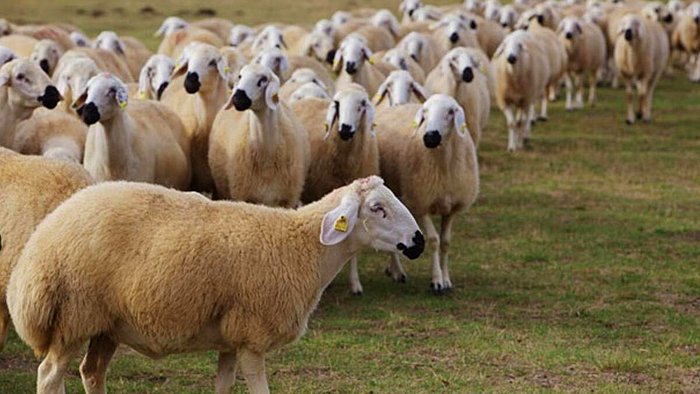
[0, 87, 36, 148]
[84, 111, 135, 181]
[248, 106, 281, 149]
[195, 76, 227, 128]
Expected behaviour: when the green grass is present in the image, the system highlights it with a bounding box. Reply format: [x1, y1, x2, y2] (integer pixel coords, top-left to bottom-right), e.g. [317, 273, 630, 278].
[1, 1, 700, 392]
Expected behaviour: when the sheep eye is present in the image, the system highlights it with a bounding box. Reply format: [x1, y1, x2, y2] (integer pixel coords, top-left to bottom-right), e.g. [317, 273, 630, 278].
[16, 73, 25, 81]
[209, 59, 217, 67]
[370, 205, 387, 218]
[448, 109, 454, 116]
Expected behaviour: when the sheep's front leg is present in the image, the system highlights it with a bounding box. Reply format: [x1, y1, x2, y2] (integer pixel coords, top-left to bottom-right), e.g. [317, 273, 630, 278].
[636, 79, 648, 122]
[239, 349, 270, 394]
[587, 71, 598, 107]
[385, 253, 407, 283]
[574, 74, 584, 108]
[38, 342, 82, 394]
[520, 107, 532, 149]
[539, 91, 549, 121]
[421, 215, 444, 295]
[504, 106, 518, 152]
[215, 351, 237, 394]
[0, 307, 9, 351]
[439, 213, 456, 291]
[348, 257, 363, 295]
[625, 80, 635, 124]
[80, 335, 118, 394]
[564, 74, 574, 111]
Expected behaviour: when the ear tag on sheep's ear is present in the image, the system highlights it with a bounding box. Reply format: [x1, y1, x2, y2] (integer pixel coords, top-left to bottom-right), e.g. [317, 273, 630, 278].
[117, 90, 128, 110]
[334, 215, 349, 232]
[368, 57, 375, 65]
[138, 90, 147, 99]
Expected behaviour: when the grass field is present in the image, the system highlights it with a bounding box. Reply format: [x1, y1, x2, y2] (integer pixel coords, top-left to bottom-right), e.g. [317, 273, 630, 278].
[1, 1, 699, 393]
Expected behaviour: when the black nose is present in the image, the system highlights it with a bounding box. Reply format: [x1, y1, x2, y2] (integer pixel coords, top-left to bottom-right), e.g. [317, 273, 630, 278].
[39, 59, 50, 74]
[326, 49, 336, 65]
[79, 102, 100, 125]
[449, 32, 459, 43]
[462, 67, 474, 83]
[695, 16, 700, 24]
[423, 130, 442, 148]
[38, 85, 61, 109]
[470, 20, 477, 29]
[345, 61, 357, 74]
[664, 14, 673, 23]
[397, 231, 425, 260]
[184, 72, 200, 94]
[408, 9, 415, 17]
[339, 123, 354, 140]
[501, 22, 508, 27]
[624, 29, 633, 41]
[232, 89, 252, 111]
[156, 82, 169, 100]
[507, 54, 517, 64]
[565, 32, 573, 40]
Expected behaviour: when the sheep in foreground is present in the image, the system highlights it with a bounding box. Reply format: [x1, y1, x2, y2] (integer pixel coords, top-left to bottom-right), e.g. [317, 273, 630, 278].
[291, 85, 380, 294]
[374, 70, 428, 108]
[13, 108, 87, 163]
[557, 17, 607, 110]
[209, 64, 310, 207]
[374, 94, 479, 293]
[425, 47, 492, 146]
[0, 59, 62, 149]
[7, 176, 423, 394]
[0, 148, 92, 351]
[137, 54, 175, 101]
[74, 73, 190, 188]
[334, 35, 386, 95]
[492, 31, 550, 151]
[614, 14, 669, 124]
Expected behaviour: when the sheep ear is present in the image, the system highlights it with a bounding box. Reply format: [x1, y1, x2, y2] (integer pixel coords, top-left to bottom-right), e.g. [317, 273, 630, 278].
[115, 85, 128, 109]
[279, 35, 288, 49]
[324, 100, 338, 139]
[155, 22, 167, 37]
[72, 89, 88, 109]
[216, 56, 230, 80]
[362, 46, 373, 63]
[374, 79, 390, 105]
[412, 82, 428, 103]
[320, 195, 360, 246]
[454, 105, 467, 138]
[138, 66, 151, 98]
[332, 50, 343, 73]
[364, 101, 376, 136]
[115, 39, 125, 55]
[412, 106, 424, 135]
[0, 68, 9, 87]
[493, 42, 504, 58]
[172, 54, 188, 78]
[576, 23, 582, 34]
[265, 74, 280, 109]
[278, 56, 289, 73]
[470, 20, 478, 30]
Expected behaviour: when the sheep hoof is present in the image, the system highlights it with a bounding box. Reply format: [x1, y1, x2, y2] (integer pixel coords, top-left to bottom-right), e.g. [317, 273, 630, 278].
[430, 282, 444, 295]
[352, 290, 363, 296]
[636, 112, 642, 120]
[523, 138, 533, 150]
[625, 119, 634, 125]
[397, 274, 407, 283]
[537, 116, 548, 122]
[530, 120, 537, 126]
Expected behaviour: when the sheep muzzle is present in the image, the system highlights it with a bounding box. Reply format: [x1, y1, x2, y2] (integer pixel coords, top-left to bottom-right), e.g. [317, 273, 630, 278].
[38, 85, 61, 109]
[423, 130, 442, 148]
[339, 123, 355, 140]
[325, 50, 336, 65]
[231, 89, 252, 111]
[39, 59, 50, 74]
[156, 82, 169, 100]
[507, 54, 517, 64]
[184, 72, 201, 94]
[462, 67, 474, 83]
[397, 231, 425, 260]
[345, 61, 357, 75]
[624, 29, 633, 41]
[449, 32, 459, 43]
[79, 102, 101, 125]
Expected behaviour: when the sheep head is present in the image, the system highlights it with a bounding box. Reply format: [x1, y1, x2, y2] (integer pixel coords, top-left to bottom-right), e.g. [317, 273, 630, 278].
[226, 63, 279, 112]
[0, 59, 61, 111]
[253, 48, 289, 80]
[289, 82, 330, 103]
[251, 26, 287, 54]
[333, 36, 372, 75]
[374, 70, 427, 107]
[228, 25, 255, 47]
[138, 54, 175, 100]
[412, 94, 468, 149]
[324, 85, 375, 141]
[55, 57, 100, 108]
[173, 42, 228, 95]
[441, 48, 483, 84]
[30, 39, 62, 75]
[155, 16, 188, 37]
[93, 31, 125, 55]
[301, 31, 336, 65]
[72, 73, 128, 125]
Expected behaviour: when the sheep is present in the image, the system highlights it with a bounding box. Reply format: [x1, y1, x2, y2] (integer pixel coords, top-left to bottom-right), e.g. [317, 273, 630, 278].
[60, 47, 134, 82]
[492, 31, 550, 151]
[12, 108, 87, 163]
[69, 31, 90, 47]
[137, 54, 175, 101]
[499, 5, 520, 30]
[372, 9, 402, 41]
[209, 64, 310, 207]
[93, 31, 152, 81]
[375, 48, 426, 83]
[154, 16, 189, 37]
[374, 70, 428, 108]
[431, 15, 480, 52]
[288, 30, 336, 66]
[53, 56, 101, 114]
[279, 68, 330, 102]
[614, 14, 670, 124]
[191, 18, 235, 42]
[374, 94, 478, 293]
[157, 26, 223, 59]
[397, 32, 444, 73]
[29, 39, 63, 76]
[673, 3, 700, 81]
[0, 45, 17, 66]
[333, 35, 386, 95]
[0, 59, 62, 149]
[73, 73, 190, 188]
[425, 47, 492, 147]
[0, 148, 92, 351]
[400, 0, 425, 25]
[0, 34, 38, 58]
[7, 175, 423, 394]
[250, 26, 287, 55]
[228, 24, 256, 48]
[287, 82, 330, 103]
[161, 42, 229, 193]
[557, 17, 607, 110]
[254, 47, 335, 91]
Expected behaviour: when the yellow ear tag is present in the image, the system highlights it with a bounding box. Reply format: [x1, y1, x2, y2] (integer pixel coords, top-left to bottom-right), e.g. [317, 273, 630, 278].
[224, 66, 231, 73]
[119, 101, 128, 109]
[411, 120, 417, 128]
[373, 93, 381, 102]
[138, 90, 147, 99]
[368, 58, 375, 65]
[334, 215, 349, 232]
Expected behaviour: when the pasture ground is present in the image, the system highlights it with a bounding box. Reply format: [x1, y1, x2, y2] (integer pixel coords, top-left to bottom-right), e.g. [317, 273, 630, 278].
[0, 0, 698, 392]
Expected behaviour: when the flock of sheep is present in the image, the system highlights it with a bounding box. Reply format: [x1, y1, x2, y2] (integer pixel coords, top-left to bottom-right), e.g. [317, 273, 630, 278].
[0, 0, 697, 392]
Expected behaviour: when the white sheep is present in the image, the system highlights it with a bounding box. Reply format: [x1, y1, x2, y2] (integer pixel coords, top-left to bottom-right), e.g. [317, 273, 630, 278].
[374, 94, 479, 293]
[376, 48, 426, 83]
[74, 73, 190, 188]
[334, 35, 386, 95]
[94, 31, 152, 81]
[13, 108, 87, 163]
[672, 3, 700, 81]
[137, 54, 175, 101]
[228, 24, 256, 47]
[279, 68, 329, 102]
[53, 56, 101, 114]
[288, 82, 330, 103]
[431, 14, 480, 52]
[29, 39, 63, 76]
[0, 45, 17, 66]
[288, 29, 336, 65]
[397, 32, 444, 73]
[374, 70, 428, 108]
[400, 0, 425, 25]
[254, 46, 335, 90]
[154, 16, 189, 37]
[7, 176, 423, 394]
[208, 64, 310, 207]
[69, 31, 90, 47]
[251, 26, 287, 55]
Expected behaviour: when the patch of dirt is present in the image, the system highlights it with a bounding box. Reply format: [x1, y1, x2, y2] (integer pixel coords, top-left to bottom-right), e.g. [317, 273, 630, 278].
[0, 353, 36, 371]
[90, 9, 105, 18]
[139, 6, 157, 16]
[195, 8, 216, 17]
[656, 292, 700, 317]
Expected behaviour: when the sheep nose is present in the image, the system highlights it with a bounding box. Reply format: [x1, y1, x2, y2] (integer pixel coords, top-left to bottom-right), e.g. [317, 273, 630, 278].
[565, 32, 573, 40]
[462, 67, 474, 83]
[184, 72, 200, 94]
[695, 16, 700, 24]
[507, 54, 517, 64]
[231, 89, 252, 111]
[79, 102, 101, 125]
[399, 59, 408, 70]
[410, 53, 419, 62]
[408, 9, 415, 17]
[501, 22, 508, 28]
[39, 59, 50, 74]
[325, 49, 336, 65]
[339, 124, 355, 140]
[345, 61, 357, 74]
[423, 130, 442, 148]
[38, 85, 61, 109]
[664, 14, 673, 23]
[156, 82, 169, 100]
[396, 231, 425, 260]
[624, 29, 633, 41]
[470, 20, 478, 29]
[449, 32, 459, 43]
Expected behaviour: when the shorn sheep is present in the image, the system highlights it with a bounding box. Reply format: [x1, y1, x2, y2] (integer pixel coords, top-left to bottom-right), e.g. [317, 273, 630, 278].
[209, 64, 310, 207]
[0, 148, 92, 351]
[614, 14, 669, 124]
[0, 59, 62, 149]
[7, 176, 424, 394]
[374, 94, 479, 293]
[74, 73, 191, 189]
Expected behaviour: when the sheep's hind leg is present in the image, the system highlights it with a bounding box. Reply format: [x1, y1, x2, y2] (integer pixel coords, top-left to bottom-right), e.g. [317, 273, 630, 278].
[421, 215, 444, 295]
[587, 71, 597, 107]
[348, 257, 364, 295]
[574, 74, 584, 108]
[538, 93, 549, 121]
[564, 74, 574, 111]
[215, 351, 237, 394]
[38, 341, 83, 394]
[385, 253, 407, 283]
[636, 80, 647, 122]
[504, 106, 517, 152]
[624, 81, 635, 124]
[239, 349, 270, 394]
[439, 213, 456, 291]
[80, 334, 118, 394]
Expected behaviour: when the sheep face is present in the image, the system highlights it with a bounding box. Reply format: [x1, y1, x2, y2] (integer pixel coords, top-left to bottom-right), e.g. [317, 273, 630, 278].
[303, 32, 336, 65]
[313, 19, 337, 39]
[497, 32, 527, 65]
[55, 58, 100, 106]
[0, 59, 61, 110]
[320, 176, 424, 260]
[0, 19, 10, 36]
[227, 64, 280, 112]
[399, 33, 427, 64]
[374, 70, 427, 106]
[289, 82, 329, 102]
[442, 48, 481, 83]
[558, 17, 583, 41]
[333, 37, 371, 76]
[331, 11, 352, 27]
[618, 16, 643, 43]
[253, 48, 289, 80]
[30, 39, 62, 75]
[93, 31, 125, 55]
[228, 25, 255, 47]
[324, 87, 374, 141]
[382, 49, 411, 71]
[372, 10, 401, 37]
[413, 94, 467, 149]
[500, 6, 519, 29]
[0, 46, 17, 67]
[155, 16, 188, 37]
[688, 3, 700, 24]
[138, 55, 175, 100]
[173, 43, 228, 95]
[69, 31, 91, 47]
[399, 0, 424, 20]
[485, 3, 501, 22]
[643, 2, 673, 24]
[431, 16, 476, 46]
[288, 68, 327, 91]
[411, 6, 443, 23]
[72, 73, 128, 125]
[252, 26, 286, 54]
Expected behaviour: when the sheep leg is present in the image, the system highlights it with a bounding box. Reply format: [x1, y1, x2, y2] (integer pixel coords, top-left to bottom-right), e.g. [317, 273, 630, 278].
[636, 80, 648, 122]
[439, 213, 456, 291]
[239, 349, 269, 394]
[0, 307, 9, 350]
[385, 253, 407, 283]
[504, 106, 517, 152]
[587, 71, 597, 107]
[565, 74, 574, 111]
[625, 81, 635, 125]
[538, 93, 548, 121]
[574, 75, 584, 108]
[421, 215, 444, 295]
[215, 351, 238, 394]
[520, 108, 532, 149]
[348, 257, 364, 295]
[37, 342, 82, 394]
[79, 334, 118, 394]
